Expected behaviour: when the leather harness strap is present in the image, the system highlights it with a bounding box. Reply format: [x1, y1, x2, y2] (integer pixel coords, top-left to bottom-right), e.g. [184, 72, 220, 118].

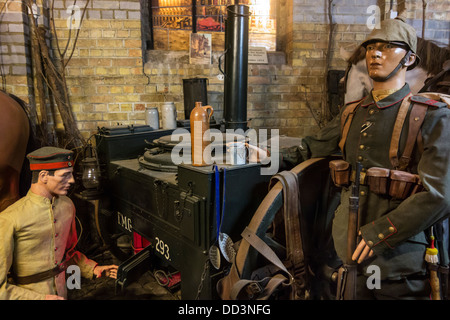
[339, 100, 361, 154]
[340, 93, 432, 171]
[226, 170, 307, 300]
[270, 170, 307, 298]
[398, 102, 428, 170]
[389, 93, 413, 169]
[241, 227, 292, 279]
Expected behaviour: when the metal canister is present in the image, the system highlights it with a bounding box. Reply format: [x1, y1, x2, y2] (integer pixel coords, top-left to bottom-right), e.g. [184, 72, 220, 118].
[145, 107, 159, 130]
[161, 102, 177, 129]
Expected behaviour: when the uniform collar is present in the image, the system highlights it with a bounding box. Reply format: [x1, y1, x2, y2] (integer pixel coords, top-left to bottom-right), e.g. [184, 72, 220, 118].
[27, 189, 59, 206]
[360, 83, 411, 109]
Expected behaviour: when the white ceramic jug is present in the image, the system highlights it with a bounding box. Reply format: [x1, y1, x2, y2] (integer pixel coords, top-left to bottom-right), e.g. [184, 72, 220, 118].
[161, 102, 177, 129]
[145, 107, 159, 130]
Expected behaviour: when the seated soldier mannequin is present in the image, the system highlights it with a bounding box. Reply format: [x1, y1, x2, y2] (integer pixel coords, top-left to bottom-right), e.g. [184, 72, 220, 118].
[0, 146, 118, 300]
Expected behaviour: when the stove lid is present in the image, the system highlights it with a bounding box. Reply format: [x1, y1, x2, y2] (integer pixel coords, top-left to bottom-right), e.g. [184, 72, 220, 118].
[138, 152, 179, 172]
[150, 132, 246, 151]
[139, 132, 246, 172]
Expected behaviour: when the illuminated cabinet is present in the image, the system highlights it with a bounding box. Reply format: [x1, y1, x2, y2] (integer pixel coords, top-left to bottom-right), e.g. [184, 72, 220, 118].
[150, 0, 276, 51]
[151, 0, 193, 30]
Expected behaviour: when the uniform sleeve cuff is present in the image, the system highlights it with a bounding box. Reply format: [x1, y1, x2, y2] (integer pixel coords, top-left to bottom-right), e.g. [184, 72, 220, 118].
[360, 217, 398, 252]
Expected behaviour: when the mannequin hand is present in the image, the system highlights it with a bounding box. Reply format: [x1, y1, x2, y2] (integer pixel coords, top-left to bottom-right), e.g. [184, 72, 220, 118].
[93, 265, 118, 279]
[352, 232, 374, 264]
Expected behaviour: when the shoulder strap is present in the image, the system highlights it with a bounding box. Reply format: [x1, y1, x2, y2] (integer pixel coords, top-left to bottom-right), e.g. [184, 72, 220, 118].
[411, 93, 449, 108]
[392, 92, 450, 170]
[389, 93, 413, 169]
[339, 100, 362, 154]
[397, 102, 428, 170]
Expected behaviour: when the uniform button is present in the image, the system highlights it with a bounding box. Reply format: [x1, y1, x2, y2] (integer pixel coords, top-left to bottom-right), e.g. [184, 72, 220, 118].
[367, 241, 374, 247]
[360, 191, 366, 196]
[388, 227, 395, 233]
[369, 109, 375, 115]
[362, 132, 368, 137]
[357, 156, 363, 161]
[378, 233, 384, 240]
[359, 145, 365, 150]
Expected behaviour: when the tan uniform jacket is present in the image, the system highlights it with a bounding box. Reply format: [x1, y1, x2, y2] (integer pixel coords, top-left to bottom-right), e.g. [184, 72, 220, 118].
[0, 190, 97, 299]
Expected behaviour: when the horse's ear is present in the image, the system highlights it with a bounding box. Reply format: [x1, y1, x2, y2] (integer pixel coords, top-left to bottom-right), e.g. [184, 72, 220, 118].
[396, 10, 407, 22]
[339, 46, 353, 61]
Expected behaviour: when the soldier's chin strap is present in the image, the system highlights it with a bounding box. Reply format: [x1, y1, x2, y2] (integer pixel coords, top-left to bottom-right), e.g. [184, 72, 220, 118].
[380, 50, 413, 82]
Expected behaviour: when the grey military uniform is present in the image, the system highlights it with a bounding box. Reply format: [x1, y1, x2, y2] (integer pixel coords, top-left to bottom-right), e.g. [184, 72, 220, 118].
[301, 83, 450, 280]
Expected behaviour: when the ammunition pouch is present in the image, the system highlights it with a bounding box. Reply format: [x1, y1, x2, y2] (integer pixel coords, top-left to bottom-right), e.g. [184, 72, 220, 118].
[329, 160, 424, 200]
[329, 160, 351, 187]
[367, 168, 422, 200]
[388, 170, 421, 199]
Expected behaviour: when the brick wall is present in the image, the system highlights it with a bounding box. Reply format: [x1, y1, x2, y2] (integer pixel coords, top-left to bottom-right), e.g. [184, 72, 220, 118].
[0, 0, 31, 101]
[0, 0, 448, 140]
[52, 0, 147, 135]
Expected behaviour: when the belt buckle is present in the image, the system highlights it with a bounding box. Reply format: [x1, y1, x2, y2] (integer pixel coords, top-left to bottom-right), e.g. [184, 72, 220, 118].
[57, 260, 68, 273]
[246, 282, 262, 299]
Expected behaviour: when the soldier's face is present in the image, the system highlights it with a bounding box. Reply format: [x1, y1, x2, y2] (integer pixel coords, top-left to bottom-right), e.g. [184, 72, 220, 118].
[365, 42, 408, 82]
[45, 168, 75, 196]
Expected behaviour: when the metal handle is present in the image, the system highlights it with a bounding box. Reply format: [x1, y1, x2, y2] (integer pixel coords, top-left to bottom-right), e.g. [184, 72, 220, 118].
[218, 49, 227, 76]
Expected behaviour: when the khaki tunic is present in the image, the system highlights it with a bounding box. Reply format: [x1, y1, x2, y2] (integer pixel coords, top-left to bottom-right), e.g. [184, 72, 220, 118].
[0, 190, 97, 299]
[301, 84, 450, 280]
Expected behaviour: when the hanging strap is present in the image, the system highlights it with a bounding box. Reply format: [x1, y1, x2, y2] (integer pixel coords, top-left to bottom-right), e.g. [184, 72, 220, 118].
[397, 102, 428, 170]
[389, 93, 413, 169]
[228, 227, 293, 300]
[229, 170, 307, 300]
[241, 227, 293, 280]
[270, 170, 308, 298]
[339, 100, 362, 154]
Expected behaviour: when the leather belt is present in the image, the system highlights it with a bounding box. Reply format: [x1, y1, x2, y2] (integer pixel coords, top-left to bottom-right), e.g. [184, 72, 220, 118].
[13, 261, 69, 285]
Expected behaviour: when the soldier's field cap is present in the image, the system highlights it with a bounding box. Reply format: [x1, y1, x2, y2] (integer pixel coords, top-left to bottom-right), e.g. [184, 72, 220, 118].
[361, 16, 420, 70]
[27, 146, 74, 171]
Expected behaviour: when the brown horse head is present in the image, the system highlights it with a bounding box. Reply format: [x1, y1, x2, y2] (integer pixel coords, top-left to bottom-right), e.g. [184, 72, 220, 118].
[0, 90, 33, 212]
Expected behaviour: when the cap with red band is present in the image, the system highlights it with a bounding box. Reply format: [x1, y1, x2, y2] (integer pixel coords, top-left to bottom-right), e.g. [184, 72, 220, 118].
[27, 147, 74, 171]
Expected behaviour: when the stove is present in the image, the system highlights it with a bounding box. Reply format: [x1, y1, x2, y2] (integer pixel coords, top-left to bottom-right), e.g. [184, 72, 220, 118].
[95, 125, 272, 299]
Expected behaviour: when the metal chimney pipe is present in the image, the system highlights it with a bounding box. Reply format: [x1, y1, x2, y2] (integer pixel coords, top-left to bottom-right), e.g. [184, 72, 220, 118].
[223, 4, 250, 131]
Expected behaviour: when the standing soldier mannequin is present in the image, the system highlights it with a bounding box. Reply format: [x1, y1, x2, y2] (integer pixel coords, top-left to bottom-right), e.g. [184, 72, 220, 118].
[299, 17, 450, 299]
[0, 147, 118, 300]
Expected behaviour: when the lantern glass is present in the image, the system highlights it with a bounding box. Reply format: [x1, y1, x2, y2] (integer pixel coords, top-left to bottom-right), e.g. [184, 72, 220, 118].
[82, 157, 101, 190]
